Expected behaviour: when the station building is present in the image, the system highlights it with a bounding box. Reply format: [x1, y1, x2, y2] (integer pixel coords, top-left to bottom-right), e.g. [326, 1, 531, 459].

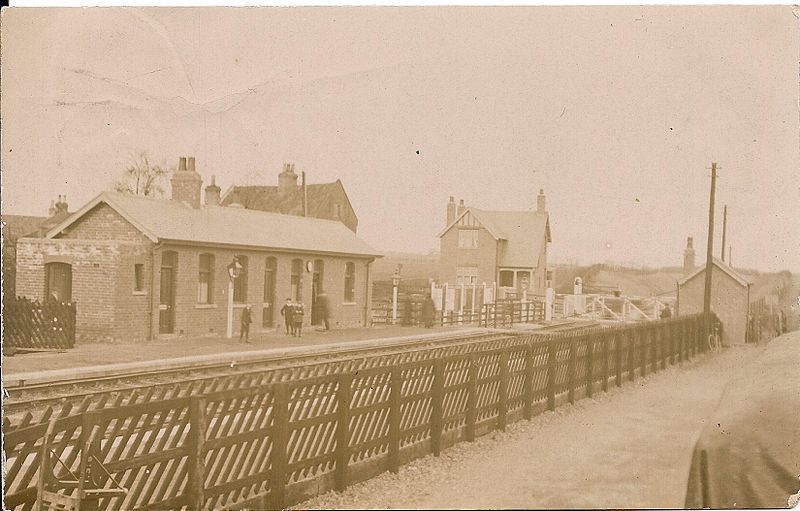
[676, 238, 751, 345]
[15, 157, 381, 342]
[437, 189, 552, 298]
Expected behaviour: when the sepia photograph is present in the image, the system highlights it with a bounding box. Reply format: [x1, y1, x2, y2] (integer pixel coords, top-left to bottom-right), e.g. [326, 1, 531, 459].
[1, 5, 799, 510]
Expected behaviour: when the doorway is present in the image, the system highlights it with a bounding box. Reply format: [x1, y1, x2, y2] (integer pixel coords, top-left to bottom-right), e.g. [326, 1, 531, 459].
[311, 259, 324, 325]
[159, 251, 177, 334]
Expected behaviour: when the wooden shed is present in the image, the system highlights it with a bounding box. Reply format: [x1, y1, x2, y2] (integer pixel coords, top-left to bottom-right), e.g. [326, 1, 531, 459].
[677, 258, 751, 345]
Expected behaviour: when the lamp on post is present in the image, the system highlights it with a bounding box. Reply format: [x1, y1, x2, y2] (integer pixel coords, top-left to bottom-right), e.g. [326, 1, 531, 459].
[391, 267, 402, 325]
[226, 257, 243, 339]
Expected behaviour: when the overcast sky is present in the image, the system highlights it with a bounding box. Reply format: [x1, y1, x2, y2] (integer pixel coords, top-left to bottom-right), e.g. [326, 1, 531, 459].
[2, 7, 798, 271]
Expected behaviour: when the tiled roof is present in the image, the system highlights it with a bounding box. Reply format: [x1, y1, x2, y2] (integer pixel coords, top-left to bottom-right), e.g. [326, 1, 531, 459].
[678, 257, 750, 288]
[438, 208, 552, 269]
[221, 181, 356, 223]
[46, 192, 381, 258]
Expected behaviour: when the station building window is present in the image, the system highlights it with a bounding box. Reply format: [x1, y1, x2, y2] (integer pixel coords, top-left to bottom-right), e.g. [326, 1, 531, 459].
[291, 258, 303, 301]
[233, 255, 248, 303]
[198, 254, 214, 303]
[45, 262, 72, 302]
[344, 262, 356, 302]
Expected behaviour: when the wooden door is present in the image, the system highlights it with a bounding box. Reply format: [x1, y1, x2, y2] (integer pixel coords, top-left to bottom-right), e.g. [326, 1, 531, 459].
[159, 251, 177, 334]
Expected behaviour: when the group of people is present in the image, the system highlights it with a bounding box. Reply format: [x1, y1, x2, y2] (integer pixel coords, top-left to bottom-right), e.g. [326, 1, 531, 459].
[279, 298, 307, 337]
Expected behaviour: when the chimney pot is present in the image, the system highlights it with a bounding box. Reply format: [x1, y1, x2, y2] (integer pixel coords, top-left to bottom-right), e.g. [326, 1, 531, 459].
[537, 188, 546, 213]
[187, 156, 196, 172]
[171, 156, 202, 208]
[278, 163, 299, 195]
[179, 157, 187, 171]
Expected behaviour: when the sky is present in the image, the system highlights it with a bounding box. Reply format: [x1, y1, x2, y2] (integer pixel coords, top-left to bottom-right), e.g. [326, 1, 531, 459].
[2, 6, 798, 272]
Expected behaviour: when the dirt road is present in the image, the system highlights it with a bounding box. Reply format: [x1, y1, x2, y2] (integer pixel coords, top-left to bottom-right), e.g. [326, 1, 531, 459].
[299, 337, 785, 509]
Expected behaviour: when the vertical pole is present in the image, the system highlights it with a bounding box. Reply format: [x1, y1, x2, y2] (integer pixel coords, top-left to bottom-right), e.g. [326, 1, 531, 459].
[721, 205, 727, 262]
[703, 162, 717, 338]
[615, 332, 623, 387]
[640, 330, 647, 378]
[270, 384, 289, 509]
[523, 345, 534, 420]
[601, 334, 609, 392]
[430, 359, 445, 456]
[471, 283, 477, 322]
[586, 337, 594, 398]
[302, 171, 308, 217]
[226, 279, 234, 339]
[391, 284, 398, 325]
[545, 288, 554, 322]
[498, 349, 509, 430]
[188, 397, 207, 511]
[546, 340, 557, 411]
[388, 367, 402, 473]
[661, 324, 667, 370]
[335, 374, 352, 491]
[628, 330, 635, 382]
[567, 337, 576, 404]
[466, 353, 478, 441]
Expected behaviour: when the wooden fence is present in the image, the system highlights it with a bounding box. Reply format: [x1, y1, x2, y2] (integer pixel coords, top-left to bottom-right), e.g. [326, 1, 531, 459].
[3, 314, 713, 511]
[3, 297, 76, 350]
[372, 299, 544, 327]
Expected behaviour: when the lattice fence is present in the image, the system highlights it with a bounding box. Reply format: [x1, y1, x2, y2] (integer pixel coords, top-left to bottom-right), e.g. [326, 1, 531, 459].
[3, 315, 712, 511]
[3, 297, 76, 350]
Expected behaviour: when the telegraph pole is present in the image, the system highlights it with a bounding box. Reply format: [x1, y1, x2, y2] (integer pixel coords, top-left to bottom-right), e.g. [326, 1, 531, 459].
[720, 205, 727, 262]
[703, 163, 717, 334]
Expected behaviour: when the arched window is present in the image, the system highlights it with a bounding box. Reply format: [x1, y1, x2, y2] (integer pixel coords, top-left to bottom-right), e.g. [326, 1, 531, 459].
[197, 253, 214, 304]
[233, 255, 249, 303]
[45, 262, 72, 303]
[291, 258, 303, 301]
[344, 262, 356, 302]
[263, 257, 277, 327]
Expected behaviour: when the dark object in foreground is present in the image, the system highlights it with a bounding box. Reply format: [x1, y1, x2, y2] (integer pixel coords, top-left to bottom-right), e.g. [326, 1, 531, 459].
[685, 334, 800, 508]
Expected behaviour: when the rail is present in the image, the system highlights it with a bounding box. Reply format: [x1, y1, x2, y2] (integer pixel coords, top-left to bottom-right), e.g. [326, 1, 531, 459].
[3, 314, 712, 511]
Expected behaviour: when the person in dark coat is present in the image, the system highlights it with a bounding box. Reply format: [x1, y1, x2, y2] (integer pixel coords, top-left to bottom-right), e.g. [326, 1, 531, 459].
[280, 298, 294, 335]
[292, 302, 305, 337]
[317, 292, 331, 331]
[421, 296, 435, 328]
[239, 304, 253, 343]
[660, 304, 672, 319]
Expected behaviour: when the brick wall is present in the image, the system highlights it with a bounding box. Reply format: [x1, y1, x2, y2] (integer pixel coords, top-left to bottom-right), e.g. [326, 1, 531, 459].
[439, 227, 498, 286]
[152, 244, 374, 338]
[677, 265, 749, 345]
[15, 237, 152, 342]
[56, 203, 151, 243]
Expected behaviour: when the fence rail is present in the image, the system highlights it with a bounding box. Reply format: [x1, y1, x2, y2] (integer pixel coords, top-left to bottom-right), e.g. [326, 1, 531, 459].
[372, 299, 544, 328]
[4, 314, 713, 511]
[3, 297, 76, 350]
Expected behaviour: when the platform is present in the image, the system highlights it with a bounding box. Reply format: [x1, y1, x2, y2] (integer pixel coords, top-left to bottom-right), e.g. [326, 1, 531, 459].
[2, 324, 493, 387]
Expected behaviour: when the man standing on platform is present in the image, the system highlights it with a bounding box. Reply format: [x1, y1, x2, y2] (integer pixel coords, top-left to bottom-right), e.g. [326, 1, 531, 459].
[239, 304, 253, 343]
[280, 298, 294, 335]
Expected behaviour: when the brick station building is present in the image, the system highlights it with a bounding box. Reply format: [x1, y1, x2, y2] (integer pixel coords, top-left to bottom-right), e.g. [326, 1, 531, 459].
[15, 157, 381, 342]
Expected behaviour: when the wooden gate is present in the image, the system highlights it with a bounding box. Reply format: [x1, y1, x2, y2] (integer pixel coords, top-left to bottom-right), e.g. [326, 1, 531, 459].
[3, 297, 76, 350]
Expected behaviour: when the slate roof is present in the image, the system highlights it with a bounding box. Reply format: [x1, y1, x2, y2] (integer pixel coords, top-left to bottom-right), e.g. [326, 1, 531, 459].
[438, 208, 552, 268]
[2, 212, 71, 239]
[221, 181, 357, 224]
[678, 257, 751, 288]
[45, 192, 381, 258]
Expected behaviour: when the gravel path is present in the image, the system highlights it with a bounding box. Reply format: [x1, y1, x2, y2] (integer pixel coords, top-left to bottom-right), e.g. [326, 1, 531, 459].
[297, 340, 774, 509]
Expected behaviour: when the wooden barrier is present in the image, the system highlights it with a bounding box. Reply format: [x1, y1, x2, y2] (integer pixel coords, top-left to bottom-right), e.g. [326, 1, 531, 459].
[3, 297, 76, 350]
[3, 314, 713, 511]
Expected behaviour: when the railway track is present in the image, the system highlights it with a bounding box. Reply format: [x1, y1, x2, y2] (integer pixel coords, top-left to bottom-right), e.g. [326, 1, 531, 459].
[3, 321, 597, 417]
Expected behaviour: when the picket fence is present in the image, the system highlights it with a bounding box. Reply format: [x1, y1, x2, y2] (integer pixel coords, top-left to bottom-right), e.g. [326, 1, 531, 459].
[3, 314, 712, 511]
[3, 297, 76, 350]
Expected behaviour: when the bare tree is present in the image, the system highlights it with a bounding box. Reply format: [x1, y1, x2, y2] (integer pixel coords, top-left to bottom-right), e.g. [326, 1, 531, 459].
[113, 151, 170, 197]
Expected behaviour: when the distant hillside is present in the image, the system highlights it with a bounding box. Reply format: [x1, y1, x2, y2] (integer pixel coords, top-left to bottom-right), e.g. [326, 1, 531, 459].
[372, 251, 439, 282]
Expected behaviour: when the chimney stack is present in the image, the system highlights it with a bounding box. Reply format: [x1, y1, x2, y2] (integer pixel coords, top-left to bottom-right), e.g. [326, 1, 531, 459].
[278, 163, 298, 196]
[457, 199, 467, 217]
[205, 175, 221, 207]
[446, 196, 456, 225]
[171, 155, 203, 208]
[537, 188, 546, 213]
[55, 195, 69, 214]
[683, 236, 696, 276]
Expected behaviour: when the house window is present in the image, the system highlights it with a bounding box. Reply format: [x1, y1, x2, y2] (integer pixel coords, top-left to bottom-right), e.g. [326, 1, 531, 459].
[45, 262, 72, 303]
[134, 263, 145, 292]
[264, 257, 277, 302]
[198, 254, 214, 303]
[499, 270, 514, 288]
[233, 255, 248, 303]
[458, 229, 479, 249]
[456, 267, 478, 286]
[344, 262, 356, 302]
[291, 258, 303, 301]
